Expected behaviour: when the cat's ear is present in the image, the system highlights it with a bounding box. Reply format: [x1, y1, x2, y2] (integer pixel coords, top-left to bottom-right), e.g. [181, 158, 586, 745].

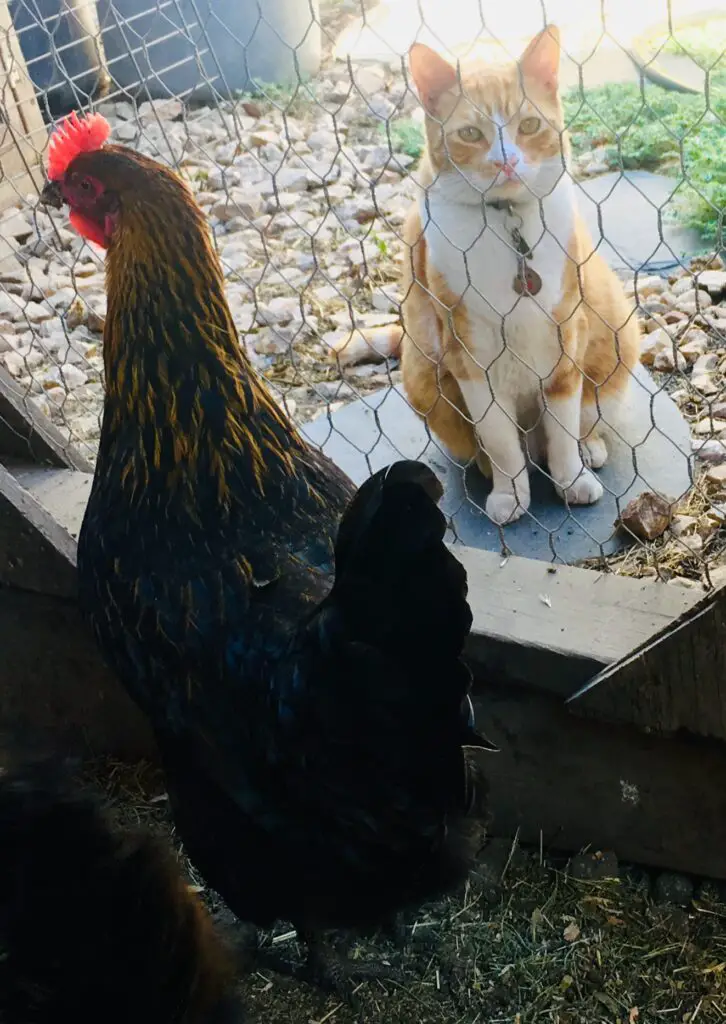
[519, 25, 561, 93]
[409, 43, 459, 111]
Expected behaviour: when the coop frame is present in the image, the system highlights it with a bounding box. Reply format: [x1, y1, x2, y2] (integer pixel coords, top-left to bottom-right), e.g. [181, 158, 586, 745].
[0, 3, 725, 884]
[2, 356, 725, 881]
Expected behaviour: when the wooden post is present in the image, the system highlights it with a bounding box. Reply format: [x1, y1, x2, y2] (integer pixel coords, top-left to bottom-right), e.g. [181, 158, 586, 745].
[0, 0, 47, 210]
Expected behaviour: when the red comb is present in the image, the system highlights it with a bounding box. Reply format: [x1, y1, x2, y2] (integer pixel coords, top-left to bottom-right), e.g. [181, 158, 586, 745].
[47, 111, 112, 181]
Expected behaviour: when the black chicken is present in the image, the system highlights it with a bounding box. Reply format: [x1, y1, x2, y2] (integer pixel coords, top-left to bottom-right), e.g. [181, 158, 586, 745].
[41, 112, 496, 998]
[0, 757, 243, 1024]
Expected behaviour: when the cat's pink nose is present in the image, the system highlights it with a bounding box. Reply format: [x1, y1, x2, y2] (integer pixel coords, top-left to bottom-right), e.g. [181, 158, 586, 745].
[494, 155, 519, 177]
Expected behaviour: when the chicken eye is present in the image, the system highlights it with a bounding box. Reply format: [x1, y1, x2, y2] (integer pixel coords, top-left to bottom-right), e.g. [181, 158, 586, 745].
[457, 126, 483, 143]
[80, 179, 92, 192]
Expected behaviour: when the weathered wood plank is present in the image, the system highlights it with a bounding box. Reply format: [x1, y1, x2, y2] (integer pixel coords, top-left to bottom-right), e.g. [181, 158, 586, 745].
[472, 677, 726, 882]
[12, 464, 92, 540]
[0, 365, 92, 469]
[0, 462, 77, 597]
[457, 546, 701, 696]
[0, 0, 46, 210]
[0, 584, 154, 760]
[566, 585, 726, 742]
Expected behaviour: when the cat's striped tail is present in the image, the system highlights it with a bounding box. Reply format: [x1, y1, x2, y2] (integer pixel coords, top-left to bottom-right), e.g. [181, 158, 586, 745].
[329, 324, 404, 367]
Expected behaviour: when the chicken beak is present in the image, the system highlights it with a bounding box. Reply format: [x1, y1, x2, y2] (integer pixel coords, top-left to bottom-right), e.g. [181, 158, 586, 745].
[39, 179, 63, 209]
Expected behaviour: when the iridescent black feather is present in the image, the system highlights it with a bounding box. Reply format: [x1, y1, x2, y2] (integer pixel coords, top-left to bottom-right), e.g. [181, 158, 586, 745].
[53, 145, 494, 971]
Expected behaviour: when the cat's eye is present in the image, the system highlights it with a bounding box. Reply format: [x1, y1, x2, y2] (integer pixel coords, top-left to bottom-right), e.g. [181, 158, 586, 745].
[457, 126, 484, 143]
[519, 117, 541, 135]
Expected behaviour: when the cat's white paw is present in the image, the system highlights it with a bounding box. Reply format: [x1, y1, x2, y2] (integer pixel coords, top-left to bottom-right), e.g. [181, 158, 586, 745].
[556, 467, 604, 506]
[486, 490, 529, 525]
[582, 435, 608, 470]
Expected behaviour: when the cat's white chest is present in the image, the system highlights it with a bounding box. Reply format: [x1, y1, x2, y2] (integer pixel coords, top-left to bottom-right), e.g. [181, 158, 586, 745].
[421, 187, 575, 355]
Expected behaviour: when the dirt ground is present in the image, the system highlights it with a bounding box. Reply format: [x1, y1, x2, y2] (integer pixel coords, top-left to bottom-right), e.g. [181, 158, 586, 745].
[91, 759, 726, 1024]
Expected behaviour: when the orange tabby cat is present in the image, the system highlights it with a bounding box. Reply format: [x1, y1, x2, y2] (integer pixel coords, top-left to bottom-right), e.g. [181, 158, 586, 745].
[348, 26, 640, 525]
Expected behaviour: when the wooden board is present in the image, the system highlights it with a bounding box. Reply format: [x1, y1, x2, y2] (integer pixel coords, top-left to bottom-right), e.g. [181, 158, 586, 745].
[0, 584, 154, 760]
[0, 463, 78, 597]
[567, 585, 726, 742]
[473, 677, 726, 882]
[12, 464, 92, 540]
[0, 463, 722, 878]
[458, 546, 701, 697]
[0, 365, 92, 469]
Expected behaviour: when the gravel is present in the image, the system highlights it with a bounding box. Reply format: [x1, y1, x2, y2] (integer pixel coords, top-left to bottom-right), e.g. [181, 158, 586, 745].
[0, 57, 724, 533]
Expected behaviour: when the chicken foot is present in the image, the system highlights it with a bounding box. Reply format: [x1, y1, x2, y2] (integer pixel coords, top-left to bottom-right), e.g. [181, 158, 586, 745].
[299, 928, 396, 1006]
[251, 926, 396, 1007]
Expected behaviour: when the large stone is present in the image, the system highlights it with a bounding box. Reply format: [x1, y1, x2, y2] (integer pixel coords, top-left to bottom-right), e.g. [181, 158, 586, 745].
[302, 363, 692, 564]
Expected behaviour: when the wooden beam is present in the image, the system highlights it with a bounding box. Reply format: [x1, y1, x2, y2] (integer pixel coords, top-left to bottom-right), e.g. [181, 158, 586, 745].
[12, 464, 92, 541]
[0, 584, 154, 761]
[472, 677, 726, 882]
[0, 365, 92, 470]
[566, 586, 726, 742]
[0, 463, 77, 597]
[457, 546, 701, 697]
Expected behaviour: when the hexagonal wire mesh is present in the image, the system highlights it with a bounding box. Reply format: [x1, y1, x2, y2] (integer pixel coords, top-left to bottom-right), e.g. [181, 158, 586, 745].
[0, 0, 724, 580]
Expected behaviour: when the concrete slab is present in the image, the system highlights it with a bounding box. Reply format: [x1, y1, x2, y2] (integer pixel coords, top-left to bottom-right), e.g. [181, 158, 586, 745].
[577, 172, 705, 274]
[301, 364, 693, 563]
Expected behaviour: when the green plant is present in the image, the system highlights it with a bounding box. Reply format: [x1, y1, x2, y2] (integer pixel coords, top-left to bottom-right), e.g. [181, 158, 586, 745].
[564, 74, 726, 243]
[378, 118, 424, 161]
[235, 78, 317, 116]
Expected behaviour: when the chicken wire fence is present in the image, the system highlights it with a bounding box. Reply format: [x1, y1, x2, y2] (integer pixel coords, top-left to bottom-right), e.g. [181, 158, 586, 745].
[0, 0, 725, 580]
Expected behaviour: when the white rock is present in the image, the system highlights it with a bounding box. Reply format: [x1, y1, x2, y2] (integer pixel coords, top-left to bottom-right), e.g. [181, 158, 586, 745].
[635, 275, 668, 297]
[697, 270, 726, 297]
[0, 209, 32, 241]
[138, 98, 183, 124]
[639, 328, 672, 367]
[670, 514, 697, 536]
[114, 100, 136, 121]
[48, 287, 78, 310]
[0, 292, 20, 319]
[265, 167, 310, 194]
[255, 296, 306, 326]
[694, 416, 726, 436]
[253, 326, 295, 355]
[3, 351, 25, 376]
[676, 288, 712, 313]
[353, 65, 387, 96]
[73, 413, 102, 440]
[654, 347, 686, 372]
[306, 129, 338, 150]
[693, 438, 726, 463]
[705, 463, 726, 486]
[671, 275, 696, 296]
[249, 129, 280, 148]
[691, 374, 719, 395]
[210, 190, 263, 222]
[692, 352, 719, 375]
[24, 302, 55, 323]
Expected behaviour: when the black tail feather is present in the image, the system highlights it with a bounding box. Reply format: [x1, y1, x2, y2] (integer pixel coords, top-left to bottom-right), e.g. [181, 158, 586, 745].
[332, 460, 471, 664]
